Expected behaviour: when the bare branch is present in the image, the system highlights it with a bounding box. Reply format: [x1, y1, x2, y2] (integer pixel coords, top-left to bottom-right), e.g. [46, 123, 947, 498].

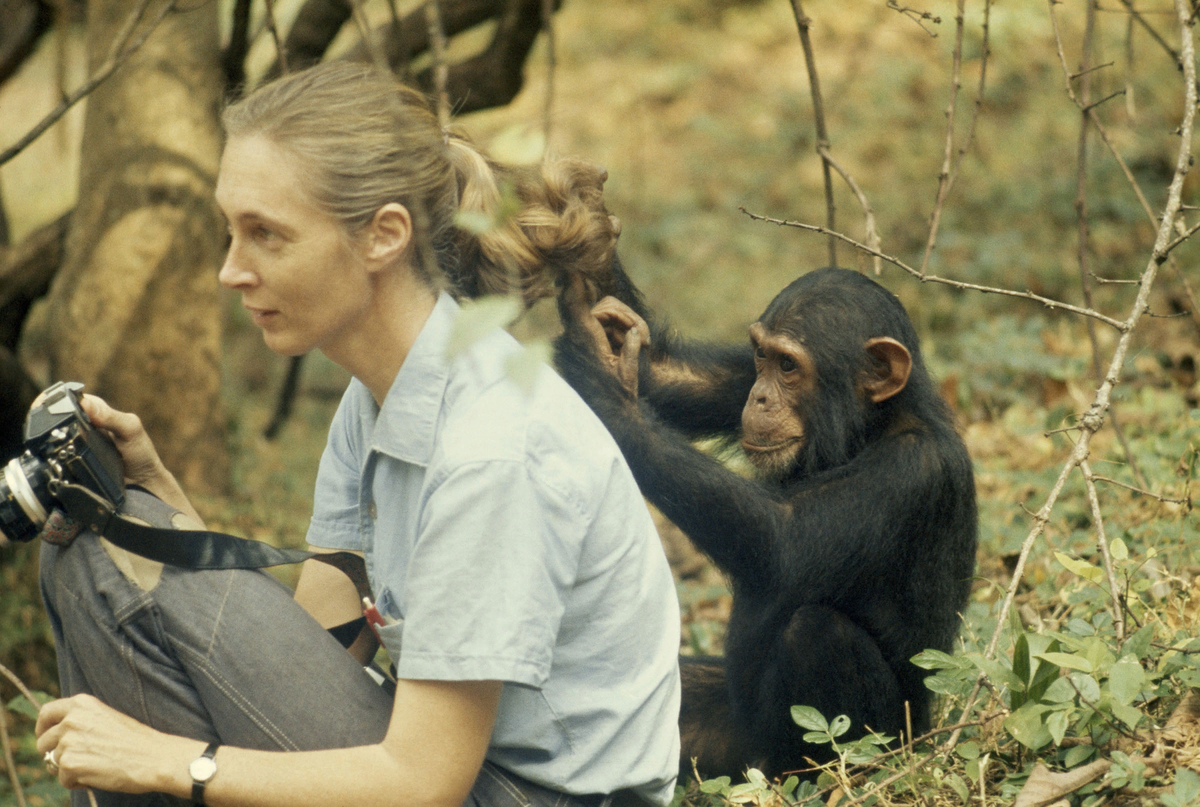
[920, 0, 991, 274]
[348, 0, 390, 74]
[738, 207, 1128, 329]
[1081, 459, 1127, 641]
[961, 0, 1198, 731]
[541, 0, 556, 151]
[262, 0, 289, 74]
[0, 707, 27, 807]
[0, 0, 178, 167]
[426, 0, 452, 127]
[817, 146, 882, 275]
[789, 0, 837, 267]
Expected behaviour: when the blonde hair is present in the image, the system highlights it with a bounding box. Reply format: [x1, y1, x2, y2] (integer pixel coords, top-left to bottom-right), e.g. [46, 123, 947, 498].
[222, 61, 618, 304]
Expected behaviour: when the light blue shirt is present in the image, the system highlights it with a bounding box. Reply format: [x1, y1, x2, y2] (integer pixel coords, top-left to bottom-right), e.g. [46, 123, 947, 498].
[306, 293, 681, 804]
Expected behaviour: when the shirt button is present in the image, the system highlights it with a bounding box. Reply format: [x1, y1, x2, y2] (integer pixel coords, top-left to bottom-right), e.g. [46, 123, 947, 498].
[368, 503, 378, 519]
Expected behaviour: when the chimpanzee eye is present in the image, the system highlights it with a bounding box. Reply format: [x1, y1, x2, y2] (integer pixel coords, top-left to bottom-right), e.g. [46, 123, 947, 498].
[779, 357, 797, 373]
[755, 346, 767, 360]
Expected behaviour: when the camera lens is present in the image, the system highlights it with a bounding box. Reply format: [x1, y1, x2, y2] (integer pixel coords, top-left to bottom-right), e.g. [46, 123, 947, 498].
[0, 453, 53, 544]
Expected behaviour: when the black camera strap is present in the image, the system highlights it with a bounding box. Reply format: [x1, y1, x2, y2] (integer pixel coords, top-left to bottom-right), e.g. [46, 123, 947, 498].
[53, 481, 372, 602]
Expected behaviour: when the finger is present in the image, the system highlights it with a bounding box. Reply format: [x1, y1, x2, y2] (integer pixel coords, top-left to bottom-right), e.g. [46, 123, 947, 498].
[617, 327, 642, 398]
[35, 698, 70, 740]
[79, 395, 144, 441]
[592, 298, 650, 346]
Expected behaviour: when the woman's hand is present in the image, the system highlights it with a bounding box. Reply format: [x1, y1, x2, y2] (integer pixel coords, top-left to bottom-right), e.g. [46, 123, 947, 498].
[78, 395, 205, 526]
[35, 694, 200, 796]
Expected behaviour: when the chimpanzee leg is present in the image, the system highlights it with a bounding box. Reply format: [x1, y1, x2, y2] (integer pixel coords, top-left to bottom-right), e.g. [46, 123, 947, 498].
[747, 606, 904, 776]
[38, 490, 393, 807]
[678, 656, 756, 782]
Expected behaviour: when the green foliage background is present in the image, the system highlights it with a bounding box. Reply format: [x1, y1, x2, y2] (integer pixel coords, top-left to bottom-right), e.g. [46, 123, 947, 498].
[2, 0, 1200, 804]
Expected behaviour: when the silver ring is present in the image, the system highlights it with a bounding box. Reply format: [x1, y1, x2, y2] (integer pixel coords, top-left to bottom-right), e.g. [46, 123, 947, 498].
[44, 749, 59, 774]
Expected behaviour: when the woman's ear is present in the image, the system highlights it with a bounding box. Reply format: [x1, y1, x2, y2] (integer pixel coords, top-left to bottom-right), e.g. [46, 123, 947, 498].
[364, 203, 413, 269]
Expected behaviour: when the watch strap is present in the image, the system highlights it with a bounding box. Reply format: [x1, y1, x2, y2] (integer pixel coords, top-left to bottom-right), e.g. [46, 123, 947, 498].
[191, 741, 220, 805]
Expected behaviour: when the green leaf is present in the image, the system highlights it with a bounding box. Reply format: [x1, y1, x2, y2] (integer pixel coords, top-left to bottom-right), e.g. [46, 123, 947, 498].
[6, 692, 49, 720]
[1111, 537, 1129, 561]
[1108, 659, 1146, 706]
[1174, 768, 1200, 805]
[1121, 625, 1156, 661]
[1055, 552, 1106, 584]
[829, 714, 851, 738]
[446, 296, 521, 360]
[912, 648, 970, 670]
[1035, 652, 1094, 673]
[1110, 700, 1144, 730]
[698, 776, 731, 794]
[1047, 707, 1070, 746]
[955, 741, 981, 760]
[504, 340, 551, 394]
[947, 773, 971, 803]
[1064, 744, 1096, 767]
[791, 705, 828, 732]
[454, 209, 497, 235]
[1070, 673, 1101, 702]
[965, 653, 1025, 692]
[1005, 702, 1052, 750]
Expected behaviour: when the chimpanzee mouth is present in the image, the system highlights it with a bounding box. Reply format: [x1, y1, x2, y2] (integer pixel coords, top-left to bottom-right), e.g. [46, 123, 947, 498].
[740, 437, 802, 454]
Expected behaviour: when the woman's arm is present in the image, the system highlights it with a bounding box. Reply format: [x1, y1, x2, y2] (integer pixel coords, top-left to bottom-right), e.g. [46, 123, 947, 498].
[36, 678, 502, 807]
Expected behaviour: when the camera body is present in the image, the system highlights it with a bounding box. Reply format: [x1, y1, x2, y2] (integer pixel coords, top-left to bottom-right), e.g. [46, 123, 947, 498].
[0, 382, 125, 545]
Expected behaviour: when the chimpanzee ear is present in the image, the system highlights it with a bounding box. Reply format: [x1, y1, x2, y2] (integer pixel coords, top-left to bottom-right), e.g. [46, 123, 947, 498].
[862, 337, 912, 403]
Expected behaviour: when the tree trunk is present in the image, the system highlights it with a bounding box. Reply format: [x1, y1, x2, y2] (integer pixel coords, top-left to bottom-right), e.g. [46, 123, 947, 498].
[43, 0, 228, 493]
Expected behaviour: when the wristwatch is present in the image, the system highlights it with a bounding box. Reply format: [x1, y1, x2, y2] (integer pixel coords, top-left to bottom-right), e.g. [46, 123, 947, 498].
[189, 742, 220, 805]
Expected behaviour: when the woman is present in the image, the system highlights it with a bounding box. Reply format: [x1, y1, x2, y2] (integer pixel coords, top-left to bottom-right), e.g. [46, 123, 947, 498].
[34, 61, 681, 807]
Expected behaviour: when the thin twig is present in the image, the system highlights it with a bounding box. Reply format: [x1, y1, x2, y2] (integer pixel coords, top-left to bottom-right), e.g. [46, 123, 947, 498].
[920, 0, 992, 275]
[789, 0, 837, 267]
[1092, 474, 1188, 504]
[348, 0, 390, 74]
[0, 0, 177, 167]
[920, 0, 965, 275]
[541, 0, 556, 152]
[0, 662, 40, 708]
[261, 0, 288, 74]
[0, 708, 27, 807]
[425, 0, 451, 127]
[738, 208, 1128, 329]
[948, 0, 1198, 745]
[817, 146, 882, 275]
[1082, 459, 1127, 641]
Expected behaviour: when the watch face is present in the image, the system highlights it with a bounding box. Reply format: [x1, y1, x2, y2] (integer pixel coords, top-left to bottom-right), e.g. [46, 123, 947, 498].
[190, 756, 218, 782]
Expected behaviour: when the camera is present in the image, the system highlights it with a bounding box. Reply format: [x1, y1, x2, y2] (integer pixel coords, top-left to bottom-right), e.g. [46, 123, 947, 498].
[0, 382, 125, 545]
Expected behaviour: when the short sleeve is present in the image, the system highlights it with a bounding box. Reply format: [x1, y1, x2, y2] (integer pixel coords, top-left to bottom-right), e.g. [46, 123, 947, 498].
[392, 459, 586, 687]
[305, 392, 365, 551]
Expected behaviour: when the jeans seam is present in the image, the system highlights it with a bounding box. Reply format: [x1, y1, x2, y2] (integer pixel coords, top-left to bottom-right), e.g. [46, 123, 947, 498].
[175, 644, 300, 751]
[205, 572, 234, 658]
[483, 764, 532, 807]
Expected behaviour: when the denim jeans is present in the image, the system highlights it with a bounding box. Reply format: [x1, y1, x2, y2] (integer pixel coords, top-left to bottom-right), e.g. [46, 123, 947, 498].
[39, 490, 623, 807]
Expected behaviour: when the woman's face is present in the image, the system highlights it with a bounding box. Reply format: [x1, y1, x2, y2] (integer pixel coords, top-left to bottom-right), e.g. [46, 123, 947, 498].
[216, 135, 374, 358]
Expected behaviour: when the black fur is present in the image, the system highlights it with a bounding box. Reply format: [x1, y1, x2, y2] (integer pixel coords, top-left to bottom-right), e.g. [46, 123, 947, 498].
[555, 265, 978, 780]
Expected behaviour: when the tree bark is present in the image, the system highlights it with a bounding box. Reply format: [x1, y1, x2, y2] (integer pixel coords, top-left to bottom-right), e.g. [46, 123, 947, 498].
[43, 0, 228, 493]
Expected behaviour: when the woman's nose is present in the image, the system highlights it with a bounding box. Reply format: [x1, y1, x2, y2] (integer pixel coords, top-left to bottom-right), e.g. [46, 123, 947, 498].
[218, 245, 256, 289]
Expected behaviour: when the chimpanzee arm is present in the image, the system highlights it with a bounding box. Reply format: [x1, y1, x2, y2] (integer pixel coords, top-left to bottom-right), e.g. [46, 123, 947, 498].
[558, 319, 959, 589]
[566, 257, 756, 440]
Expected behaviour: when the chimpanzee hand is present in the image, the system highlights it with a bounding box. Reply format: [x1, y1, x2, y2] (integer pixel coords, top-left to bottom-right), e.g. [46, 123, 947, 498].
[560, 274, 648, 399]
[591, 296, 649, 398]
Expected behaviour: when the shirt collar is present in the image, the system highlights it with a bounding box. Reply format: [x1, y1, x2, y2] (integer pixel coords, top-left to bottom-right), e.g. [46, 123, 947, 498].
[367, 291, 460, 466]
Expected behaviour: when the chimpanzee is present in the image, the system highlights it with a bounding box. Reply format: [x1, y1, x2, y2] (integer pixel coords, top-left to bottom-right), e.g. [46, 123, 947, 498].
[554, 264, 977, 780]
